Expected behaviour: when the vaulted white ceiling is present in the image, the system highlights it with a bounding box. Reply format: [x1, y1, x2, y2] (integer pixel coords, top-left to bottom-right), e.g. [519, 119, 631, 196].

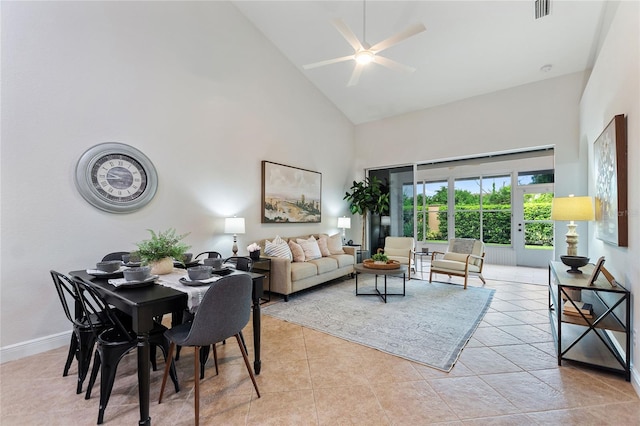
[233, 0, 609, 124]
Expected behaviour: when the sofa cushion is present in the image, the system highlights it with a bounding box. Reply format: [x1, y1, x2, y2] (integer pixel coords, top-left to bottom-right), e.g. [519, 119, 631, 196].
[328, 254, 353, 269]
[327, 233, 345, 254]
[289, 240, 305, 262]
[308, 257, 338, 274]
[297, 236, 322, 260]
[265, 235, 293, 261]
[443, 252, 469, 263]
[317, 235, 331, 257]
[290, 261, 317, 281]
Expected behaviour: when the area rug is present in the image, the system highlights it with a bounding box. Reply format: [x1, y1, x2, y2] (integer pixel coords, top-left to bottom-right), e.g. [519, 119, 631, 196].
[262, 277, 495, 372]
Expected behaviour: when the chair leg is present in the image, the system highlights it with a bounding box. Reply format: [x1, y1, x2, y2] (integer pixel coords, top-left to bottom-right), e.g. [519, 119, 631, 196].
[77, 331, 97, 394]
[96, 344, 133, 425]
[479, 274, 486, 285]
[235, 334, 260, 398]
[199, 345, 210, 380]
[464, 275, 468, 290]
[158, 342, 175, 404]
[85, 350, 100, 400]
[63, 334, 77, 377]
[194, 346, 200, 426]
[212, 343, 219, 375]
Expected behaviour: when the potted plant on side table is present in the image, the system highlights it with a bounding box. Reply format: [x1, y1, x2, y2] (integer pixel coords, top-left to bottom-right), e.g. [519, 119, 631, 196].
[134, 228, 191, 275]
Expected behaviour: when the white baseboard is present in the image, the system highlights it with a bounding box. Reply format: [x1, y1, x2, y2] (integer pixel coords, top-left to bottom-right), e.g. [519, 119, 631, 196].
[0, 331, 71, 364]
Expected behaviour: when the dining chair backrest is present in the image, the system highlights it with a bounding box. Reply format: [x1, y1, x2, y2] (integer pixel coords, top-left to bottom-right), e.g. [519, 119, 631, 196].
[101, 251, 129, 262]
[224, 256, 253, 272]
[195, 251, 222, 260]
[72, 279, 131, 339]
[181, 274, 252, 347]
[51, 270, 86, 325]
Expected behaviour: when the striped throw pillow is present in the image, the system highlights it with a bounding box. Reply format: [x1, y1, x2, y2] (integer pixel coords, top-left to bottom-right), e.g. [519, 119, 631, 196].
[264, 235, 293, 261]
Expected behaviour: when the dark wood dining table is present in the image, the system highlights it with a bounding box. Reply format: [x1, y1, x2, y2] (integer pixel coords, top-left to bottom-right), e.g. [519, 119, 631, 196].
[70, 269, 264, 426]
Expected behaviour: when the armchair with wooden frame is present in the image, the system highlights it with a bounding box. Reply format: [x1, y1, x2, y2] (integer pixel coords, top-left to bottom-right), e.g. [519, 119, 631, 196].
[429, 238, 486, 289]
[377, 236, 415, 279]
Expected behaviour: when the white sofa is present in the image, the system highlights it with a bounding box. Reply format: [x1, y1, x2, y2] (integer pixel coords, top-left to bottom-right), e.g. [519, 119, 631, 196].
[258, 234, 355, 301]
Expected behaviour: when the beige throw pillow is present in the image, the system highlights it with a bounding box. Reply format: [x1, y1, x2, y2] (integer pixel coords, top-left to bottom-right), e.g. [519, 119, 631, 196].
[288, 240, 305, 262]
[297, 236, 322, 260]
[317, 235, 331, 257]
[327, 233, 345, 254]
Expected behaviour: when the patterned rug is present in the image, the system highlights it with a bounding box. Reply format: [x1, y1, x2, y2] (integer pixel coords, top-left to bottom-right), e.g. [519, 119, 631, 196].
[262, 276, 495, 371]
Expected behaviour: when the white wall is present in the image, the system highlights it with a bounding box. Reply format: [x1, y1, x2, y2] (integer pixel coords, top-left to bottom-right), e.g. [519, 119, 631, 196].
[0, 1, 354, 357]
[580, 0, 639, 392]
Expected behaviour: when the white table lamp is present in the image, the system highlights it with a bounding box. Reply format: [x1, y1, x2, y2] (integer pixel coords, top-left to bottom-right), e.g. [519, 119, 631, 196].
[551, 195, 594, 256]
[337, 216, 351, 243]
[225, 216, 245, 255]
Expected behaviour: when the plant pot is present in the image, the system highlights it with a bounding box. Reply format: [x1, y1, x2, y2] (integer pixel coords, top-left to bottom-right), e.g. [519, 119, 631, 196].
[149, 257, 174, 275]
[249, 250, 261, 260]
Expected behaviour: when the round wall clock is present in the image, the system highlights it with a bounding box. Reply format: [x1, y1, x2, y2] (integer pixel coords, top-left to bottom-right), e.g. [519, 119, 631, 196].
[75, 142, 158, 213]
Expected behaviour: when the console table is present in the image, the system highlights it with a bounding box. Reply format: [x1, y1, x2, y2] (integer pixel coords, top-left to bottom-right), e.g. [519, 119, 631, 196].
[548, 261, 630, 381]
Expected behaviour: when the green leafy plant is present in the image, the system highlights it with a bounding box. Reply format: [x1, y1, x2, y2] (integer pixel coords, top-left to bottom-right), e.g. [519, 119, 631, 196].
[371, 252, 389, 262]
[134, 228, 191, 264]
[344, 176, 390, 247]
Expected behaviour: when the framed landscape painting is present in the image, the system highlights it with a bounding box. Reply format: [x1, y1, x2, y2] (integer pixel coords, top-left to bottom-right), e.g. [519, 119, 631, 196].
[593, 114, 628, 247]
[262, 161, 321, 223]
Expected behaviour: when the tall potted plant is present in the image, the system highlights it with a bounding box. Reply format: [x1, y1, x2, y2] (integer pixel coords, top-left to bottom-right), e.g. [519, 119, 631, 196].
[134, 228, 191, 275]
[344, 176, 389, 248]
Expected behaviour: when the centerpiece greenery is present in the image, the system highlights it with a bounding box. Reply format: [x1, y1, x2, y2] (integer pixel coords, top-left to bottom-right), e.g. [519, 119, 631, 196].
[134, 228, 191, 274]
[371, 252, 389, 263]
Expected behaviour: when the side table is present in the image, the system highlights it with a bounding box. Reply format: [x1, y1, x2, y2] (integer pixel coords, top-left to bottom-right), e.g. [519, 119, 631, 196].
[252, 257, 272, 303]
[414, 249, 430, 277]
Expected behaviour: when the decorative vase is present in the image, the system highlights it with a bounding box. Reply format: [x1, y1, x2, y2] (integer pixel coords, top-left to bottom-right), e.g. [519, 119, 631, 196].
[250, 250, 261, 260]
[149, 257, 173, 275]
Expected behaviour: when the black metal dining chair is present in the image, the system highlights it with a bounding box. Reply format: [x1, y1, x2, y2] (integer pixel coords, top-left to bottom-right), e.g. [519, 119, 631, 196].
[50, 270, 108, 395]
[101, 251, 129, 262]
[194, 251, 222, 260]
[73, 278, 179, 424]
[223, 256, 253, 272]
[158, 274, 260, 426]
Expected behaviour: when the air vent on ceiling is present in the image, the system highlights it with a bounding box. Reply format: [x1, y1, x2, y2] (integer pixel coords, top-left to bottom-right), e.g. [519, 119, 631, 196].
[535, 0, 550, 19]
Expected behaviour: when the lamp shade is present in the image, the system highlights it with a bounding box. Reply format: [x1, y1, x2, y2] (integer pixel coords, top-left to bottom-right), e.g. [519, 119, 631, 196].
[381, 216, 391, 226]
[224, 217, 245, 234]
[551, 196, 595, 221]
[337, 217, 351, 229]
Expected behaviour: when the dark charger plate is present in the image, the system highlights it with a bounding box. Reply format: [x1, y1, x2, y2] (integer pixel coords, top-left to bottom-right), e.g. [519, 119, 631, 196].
[211, 267, 232, 276]
[114, 275, 158, 289]
[87, 270, 124, 279]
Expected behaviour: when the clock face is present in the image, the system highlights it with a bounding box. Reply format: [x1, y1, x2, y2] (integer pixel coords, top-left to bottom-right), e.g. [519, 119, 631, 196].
[75, 143, 158, 213]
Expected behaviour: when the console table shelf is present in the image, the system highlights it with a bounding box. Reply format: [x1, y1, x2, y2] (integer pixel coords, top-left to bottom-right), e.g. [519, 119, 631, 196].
[548, 261, 630, 381]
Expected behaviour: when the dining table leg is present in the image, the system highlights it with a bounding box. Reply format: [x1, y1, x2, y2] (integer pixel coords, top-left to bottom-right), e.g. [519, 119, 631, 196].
[137, 333, 151, 426]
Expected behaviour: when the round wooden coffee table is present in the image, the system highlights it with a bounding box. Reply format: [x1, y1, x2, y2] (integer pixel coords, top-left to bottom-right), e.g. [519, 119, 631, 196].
[354, 263, 407, 303]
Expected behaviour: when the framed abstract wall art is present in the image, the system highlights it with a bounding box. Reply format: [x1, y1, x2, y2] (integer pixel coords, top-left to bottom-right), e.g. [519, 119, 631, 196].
[262, 161, 321, 223]
[593, 114, 627, 247]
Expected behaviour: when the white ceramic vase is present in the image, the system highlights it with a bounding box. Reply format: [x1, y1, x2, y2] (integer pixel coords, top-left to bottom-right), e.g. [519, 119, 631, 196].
[150, 257, 173, 275]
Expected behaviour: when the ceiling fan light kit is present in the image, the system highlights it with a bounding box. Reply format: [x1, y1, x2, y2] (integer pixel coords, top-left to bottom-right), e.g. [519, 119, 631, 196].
[302, 5, 426, 87]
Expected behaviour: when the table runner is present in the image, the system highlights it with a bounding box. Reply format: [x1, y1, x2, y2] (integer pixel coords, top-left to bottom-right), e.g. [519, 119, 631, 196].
[155, 269, 222, 312]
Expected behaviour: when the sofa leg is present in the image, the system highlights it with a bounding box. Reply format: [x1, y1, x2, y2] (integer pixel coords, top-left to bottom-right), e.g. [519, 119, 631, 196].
[284, 295, 289, 302]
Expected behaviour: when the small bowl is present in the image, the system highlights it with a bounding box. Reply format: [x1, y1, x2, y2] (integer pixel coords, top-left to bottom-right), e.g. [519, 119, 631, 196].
[123, 266, 151, 282]
[96, 260, 122, 273]
[188, 265, 213, 281]
[560, 255, 589, 274]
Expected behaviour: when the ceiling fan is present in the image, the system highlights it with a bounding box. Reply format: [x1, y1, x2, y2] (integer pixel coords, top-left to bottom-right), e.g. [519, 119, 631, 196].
[302, 4, 426, 87]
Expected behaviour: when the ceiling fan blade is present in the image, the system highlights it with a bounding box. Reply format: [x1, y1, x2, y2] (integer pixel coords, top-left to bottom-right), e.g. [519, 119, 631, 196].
[370, 23, 426, 53]
[347, 63, 365, 87]
[331, 18, 364, 52]
[373, 55, 416, 73]
[303, 55, 354, 70]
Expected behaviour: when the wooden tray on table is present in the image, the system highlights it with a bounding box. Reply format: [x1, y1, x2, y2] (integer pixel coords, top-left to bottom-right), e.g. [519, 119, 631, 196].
[362, 259, 401, 270]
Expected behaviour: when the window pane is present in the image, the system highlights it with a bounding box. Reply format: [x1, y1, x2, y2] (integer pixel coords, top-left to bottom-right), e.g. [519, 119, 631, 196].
[454, 211, 480, 239]
[423, 181, 447, 242]
[483, 211, 511, 245]
[403, 183, 414, 237]
[518, 170, 554, 185]
[481, 175, 511, 206]
[524, 222, 554, 247]
[524, 193, 553, 220]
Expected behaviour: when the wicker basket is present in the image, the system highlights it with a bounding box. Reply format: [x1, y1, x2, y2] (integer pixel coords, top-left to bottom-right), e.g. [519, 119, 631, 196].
[362, 259, 401, 270]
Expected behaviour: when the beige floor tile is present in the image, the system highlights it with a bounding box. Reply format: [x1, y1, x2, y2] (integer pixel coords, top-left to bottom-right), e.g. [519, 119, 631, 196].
[1, 265, 637, 425]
